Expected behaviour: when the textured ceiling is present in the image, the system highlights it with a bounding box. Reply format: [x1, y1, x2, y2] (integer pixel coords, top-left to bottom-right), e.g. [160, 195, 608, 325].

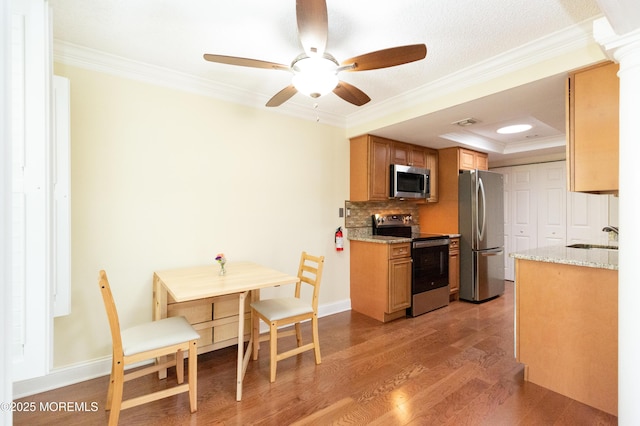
[50, 0, 605, 163]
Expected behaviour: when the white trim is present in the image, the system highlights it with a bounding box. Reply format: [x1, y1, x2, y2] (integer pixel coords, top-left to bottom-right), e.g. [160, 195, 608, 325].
[1, 0, 13, 422]
[51, 75, 71, 317]
[13, 356, 113, 399]
[346, 18, 600, 128]
[12, 299, 352, 398]
[318, 299, 351, 318]
[11, 0, 52, 383]
[52, 18, 600, 132]
[53, 41, 348, 129]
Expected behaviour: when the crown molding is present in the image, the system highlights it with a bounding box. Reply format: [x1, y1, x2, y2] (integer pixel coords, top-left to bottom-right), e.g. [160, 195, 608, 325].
[54, 17, 600, 132]
[345, 18, 602, 129]
[53, 41, 347, 128]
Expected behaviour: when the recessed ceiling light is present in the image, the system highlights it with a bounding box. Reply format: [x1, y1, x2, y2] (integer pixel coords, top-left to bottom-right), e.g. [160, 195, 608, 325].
[496, 124, 532, 134]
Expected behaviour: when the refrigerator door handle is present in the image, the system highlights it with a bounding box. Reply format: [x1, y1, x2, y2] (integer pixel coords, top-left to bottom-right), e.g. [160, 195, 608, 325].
[478, 176, 487, 242]
[480, 249, 504, 256]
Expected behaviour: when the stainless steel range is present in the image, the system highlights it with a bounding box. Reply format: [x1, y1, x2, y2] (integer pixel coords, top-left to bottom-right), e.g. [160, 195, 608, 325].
[372, 214, 450, 316]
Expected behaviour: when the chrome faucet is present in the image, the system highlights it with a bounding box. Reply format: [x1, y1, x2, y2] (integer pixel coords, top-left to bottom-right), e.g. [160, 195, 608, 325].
[602, 226, 619, 235]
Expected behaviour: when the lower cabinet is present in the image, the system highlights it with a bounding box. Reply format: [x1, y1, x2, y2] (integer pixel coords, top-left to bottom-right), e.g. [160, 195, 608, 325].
[388, 255, 412, 313]
[448, 238, 460, 300]
[350, 241, 411, 322]
[515, 258, 617, 415]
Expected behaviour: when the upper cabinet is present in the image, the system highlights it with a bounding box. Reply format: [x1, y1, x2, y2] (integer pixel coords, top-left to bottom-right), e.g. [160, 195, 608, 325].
[350, 135, 391, 201]
[391, 142, 427, 168]
[418, 146, 490, 234]
[566, 61, 619, 194]
[350, 135, 438, 202]
[425, 149, 438, 203]
[458, 148, 488, 171]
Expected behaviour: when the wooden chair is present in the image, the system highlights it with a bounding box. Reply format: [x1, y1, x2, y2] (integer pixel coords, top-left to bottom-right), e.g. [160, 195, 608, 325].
[251, 252, 325, 382]
[98, 270, 199, 425]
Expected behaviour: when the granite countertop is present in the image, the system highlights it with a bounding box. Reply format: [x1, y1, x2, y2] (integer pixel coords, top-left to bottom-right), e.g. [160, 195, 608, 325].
[348, 235, 412, 244]
[348, 233, 461, 244]
[510, 245, 618, 270]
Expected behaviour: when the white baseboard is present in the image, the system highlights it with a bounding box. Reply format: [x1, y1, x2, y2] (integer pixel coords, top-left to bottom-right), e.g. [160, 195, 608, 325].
[13, 356, 113, 399]
[318, 299, 351, 318]
[13, 299, 351, 399]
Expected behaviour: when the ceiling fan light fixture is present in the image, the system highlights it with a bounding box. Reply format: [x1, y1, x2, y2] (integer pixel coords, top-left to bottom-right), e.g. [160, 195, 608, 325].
[292, 55, 339, 98]
[496, 124, 532, 134]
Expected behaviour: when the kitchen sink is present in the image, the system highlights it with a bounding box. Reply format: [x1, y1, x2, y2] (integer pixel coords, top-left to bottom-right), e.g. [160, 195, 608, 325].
[566, 243, 618, 250]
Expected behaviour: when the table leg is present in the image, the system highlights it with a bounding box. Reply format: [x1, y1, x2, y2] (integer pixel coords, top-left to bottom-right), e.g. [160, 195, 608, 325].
[153, 273, 169, 379]
[236, 290, 253, 401]
[252, 289, 260, 360]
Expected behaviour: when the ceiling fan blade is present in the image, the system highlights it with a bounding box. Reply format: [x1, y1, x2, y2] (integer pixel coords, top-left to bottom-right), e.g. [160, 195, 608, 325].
[266, 85, 298, 107]
[296, 0, 328, 56]
[333, 81, 371, 106]
[340, 44, 427, 72]
[203, 54, 290, 71]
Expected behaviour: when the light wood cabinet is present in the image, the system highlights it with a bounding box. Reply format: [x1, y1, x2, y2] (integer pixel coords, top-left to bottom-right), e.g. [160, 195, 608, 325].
[515, 258, 617, 415]
[459, 148, 488, 171]
[350, 134, 439, 202]
[448, 238, 460, 300]
[391, 142, 428, 168]
[350, 241, 411, 322]
[418, 147, 489, 234]
[388, 243, 412, 312]
[425, 148, 438, 203]
[566, 61, 619, 194]
[350, 134, 391, 201]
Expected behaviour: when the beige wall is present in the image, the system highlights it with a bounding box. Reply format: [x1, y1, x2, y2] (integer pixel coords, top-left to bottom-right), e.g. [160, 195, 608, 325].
[52, 63, 350, 368]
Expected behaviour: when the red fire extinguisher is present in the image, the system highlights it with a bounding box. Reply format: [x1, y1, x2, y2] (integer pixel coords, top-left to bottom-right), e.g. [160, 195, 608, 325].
[335, 227, 344, 251]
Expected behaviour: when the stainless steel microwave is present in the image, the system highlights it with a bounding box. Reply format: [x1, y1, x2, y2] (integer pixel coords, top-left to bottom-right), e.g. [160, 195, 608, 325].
[390, 164, 430, 199]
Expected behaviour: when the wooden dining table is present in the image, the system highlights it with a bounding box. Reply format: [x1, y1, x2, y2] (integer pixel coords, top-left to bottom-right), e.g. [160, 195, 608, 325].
[153, 261, 300, 401]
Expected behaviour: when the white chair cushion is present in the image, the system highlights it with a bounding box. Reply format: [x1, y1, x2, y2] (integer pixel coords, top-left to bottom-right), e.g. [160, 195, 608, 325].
[121, 316, 200, 356]
[251, 297, 314, 322]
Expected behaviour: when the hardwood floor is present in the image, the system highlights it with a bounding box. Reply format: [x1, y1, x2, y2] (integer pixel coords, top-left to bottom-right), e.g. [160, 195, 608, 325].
[14, 282, 617, 425]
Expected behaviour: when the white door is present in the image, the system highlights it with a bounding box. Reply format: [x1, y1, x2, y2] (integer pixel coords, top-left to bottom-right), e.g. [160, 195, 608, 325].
[499, 167, 514, 281]
[491, 161, 614, 282]
[537, 162, 567, 247]
[512, 165, 537, 256]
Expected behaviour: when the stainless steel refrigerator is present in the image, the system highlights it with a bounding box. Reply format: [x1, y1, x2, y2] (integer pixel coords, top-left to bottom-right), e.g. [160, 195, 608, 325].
[458, 169, 505, 302]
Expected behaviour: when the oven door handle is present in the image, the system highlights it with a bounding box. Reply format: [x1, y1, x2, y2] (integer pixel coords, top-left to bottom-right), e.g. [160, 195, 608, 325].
[412, 239, 450, 249]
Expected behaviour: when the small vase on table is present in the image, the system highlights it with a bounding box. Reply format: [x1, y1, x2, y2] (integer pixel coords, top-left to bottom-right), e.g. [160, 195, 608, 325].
[215, 253, 227, 276]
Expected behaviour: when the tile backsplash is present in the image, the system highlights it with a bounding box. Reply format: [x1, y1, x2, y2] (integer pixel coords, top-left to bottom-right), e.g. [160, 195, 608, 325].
[344, 200, 420, 238]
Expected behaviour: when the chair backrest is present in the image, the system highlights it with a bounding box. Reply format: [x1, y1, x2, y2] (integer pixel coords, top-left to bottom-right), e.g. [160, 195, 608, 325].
[294, 252, 325, 311]
[98, 270, 124, 358]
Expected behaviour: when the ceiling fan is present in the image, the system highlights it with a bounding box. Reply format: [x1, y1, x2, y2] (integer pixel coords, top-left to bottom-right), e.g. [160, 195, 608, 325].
[203, 0, 427, 107]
